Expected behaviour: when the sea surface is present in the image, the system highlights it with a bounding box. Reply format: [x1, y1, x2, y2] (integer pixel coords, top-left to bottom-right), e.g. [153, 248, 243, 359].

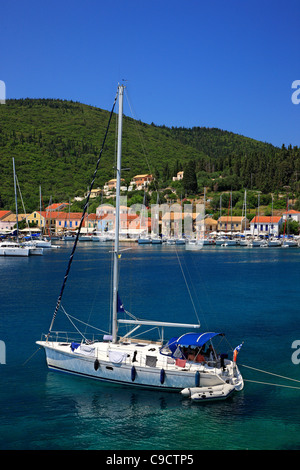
[0, 241, 300, 451]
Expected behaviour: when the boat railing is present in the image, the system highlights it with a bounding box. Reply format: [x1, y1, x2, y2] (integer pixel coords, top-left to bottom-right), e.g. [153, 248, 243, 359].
[41, 331, 104, 344]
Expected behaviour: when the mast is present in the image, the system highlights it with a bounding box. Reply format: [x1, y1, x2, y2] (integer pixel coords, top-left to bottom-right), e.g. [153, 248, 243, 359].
[112, 84, 124, 344]
[12, 158, 19, 243]
[39, 186, 41, 233]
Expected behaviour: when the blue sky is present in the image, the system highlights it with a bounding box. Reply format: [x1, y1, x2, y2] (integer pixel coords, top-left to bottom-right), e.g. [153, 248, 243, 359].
[1, 0, 299, 147]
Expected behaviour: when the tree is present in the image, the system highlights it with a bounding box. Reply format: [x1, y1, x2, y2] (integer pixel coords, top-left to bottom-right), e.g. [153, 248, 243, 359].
[183, 160, 198, 195]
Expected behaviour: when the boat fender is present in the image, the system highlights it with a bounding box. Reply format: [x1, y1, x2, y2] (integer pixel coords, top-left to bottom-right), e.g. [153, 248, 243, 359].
[94, 359, 100, 371]
[131, 366, 136, 382]
[195, 370, 200, 387]
[160, 368, 165, 384]
[180, 388, 192, 397]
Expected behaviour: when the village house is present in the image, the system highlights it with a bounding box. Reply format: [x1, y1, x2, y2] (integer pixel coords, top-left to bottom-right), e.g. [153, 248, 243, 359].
[97, 210, 150, 238]
[84, 213, 98, 232]
[55, 212, 87, 233]
[0, 210, 13, 232]
[217, 216, 250, 233]
[127, 214, 151, 237]
[97, 213, 115, 233]
[203, 217, 218, 233]
[26, 211, 49, 231]
[45, 202, 69, 211]
[161, 208, 202, 238]
[96, 204, 128, 217]
[0, 211, 28, 232]
[27, 210, 75, 234]
[129, 174, 153, 191]
[282, 210, 300, 224]
[103, 179, 126, 194]
[85, 188, 102, 199]
[161, 210, 184, 238]
[250, 215, 283, 237]
[172, 171, 184, 182]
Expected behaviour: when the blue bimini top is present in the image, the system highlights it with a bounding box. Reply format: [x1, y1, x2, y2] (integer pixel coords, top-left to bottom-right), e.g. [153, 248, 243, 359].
[160, 332, 224, 358]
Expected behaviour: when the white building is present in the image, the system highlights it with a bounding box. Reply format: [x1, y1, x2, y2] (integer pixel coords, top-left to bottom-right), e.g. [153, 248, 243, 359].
[282, 210, 300, 224]
[172, 171, 184, 182]
[250, 216, 283, 236]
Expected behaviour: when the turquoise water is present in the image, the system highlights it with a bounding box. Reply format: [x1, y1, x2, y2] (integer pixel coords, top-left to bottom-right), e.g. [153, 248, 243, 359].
[0, 242, 300, 450]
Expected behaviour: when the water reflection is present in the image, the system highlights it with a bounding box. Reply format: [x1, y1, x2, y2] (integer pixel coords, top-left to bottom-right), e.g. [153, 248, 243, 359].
[42, 371, 250, 450]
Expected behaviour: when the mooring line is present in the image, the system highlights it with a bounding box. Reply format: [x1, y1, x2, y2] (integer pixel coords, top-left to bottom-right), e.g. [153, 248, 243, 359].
[239, 362, 300, 391]
[23, 346, 42, 366]
[243, 379, 300, 390]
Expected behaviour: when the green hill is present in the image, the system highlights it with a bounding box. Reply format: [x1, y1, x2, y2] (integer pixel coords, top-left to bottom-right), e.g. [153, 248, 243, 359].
[0, 98, 299, 212]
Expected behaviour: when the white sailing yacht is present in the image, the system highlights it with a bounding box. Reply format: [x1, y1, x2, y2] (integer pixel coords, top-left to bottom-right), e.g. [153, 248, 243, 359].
[0, 159, 30, 257]
[37, 85, 244, 399]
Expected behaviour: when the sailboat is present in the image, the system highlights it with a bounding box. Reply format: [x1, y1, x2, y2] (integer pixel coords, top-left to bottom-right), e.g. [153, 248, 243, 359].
[37, 85, 244, 398]
[185, 192, 205, 251]
[0, 159, 30, 257]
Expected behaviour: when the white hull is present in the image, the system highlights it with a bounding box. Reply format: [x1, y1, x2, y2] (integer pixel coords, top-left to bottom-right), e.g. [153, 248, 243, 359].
[23, 242, 44, 255]
[0, 242, 30, 256]
[34, 239, 52, 248]
[37, 339, 243, 393]
[175, 239, 186, 245]
[28, 246, 44, 255]
[151, 238, 162, 244]
[185, 240, 204, 251]
[268, 240, 282, 247]
[92, 236, 110, 242]
[78, 236, 93, 241]
[181, 383, 236, 401]
[248, 239, 265, 247]
[203, 239, 215, 245]
[138, 237, 152, 244]
[0, 247, 29, 256]
[215, 239, 237, 246]
[282, 241, 298, 247]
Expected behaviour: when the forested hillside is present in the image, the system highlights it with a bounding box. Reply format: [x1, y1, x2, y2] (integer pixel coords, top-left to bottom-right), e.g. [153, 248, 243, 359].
[0, 98, 299, 212]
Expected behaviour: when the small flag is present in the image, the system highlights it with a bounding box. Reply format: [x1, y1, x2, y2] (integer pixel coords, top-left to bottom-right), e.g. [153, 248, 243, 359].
[233, 342, 243, 362]
[117, 294, 125, 313]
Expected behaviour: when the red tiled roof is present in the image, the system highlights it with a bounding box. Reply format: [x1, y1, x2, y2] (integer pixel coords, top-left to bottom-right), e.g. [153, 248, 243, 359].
[45, 203, 69, 211]
[251, 216, 282, 223]
[0, 210, 11, 220]
[55, 212, 87, 220]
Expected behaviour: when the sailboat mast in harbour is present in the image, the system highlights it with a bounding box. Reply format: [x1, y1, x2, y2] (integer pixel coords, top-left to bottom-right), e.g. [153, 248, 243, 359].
[112, 84, 124, 344]
[12, 158, 19, 242]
